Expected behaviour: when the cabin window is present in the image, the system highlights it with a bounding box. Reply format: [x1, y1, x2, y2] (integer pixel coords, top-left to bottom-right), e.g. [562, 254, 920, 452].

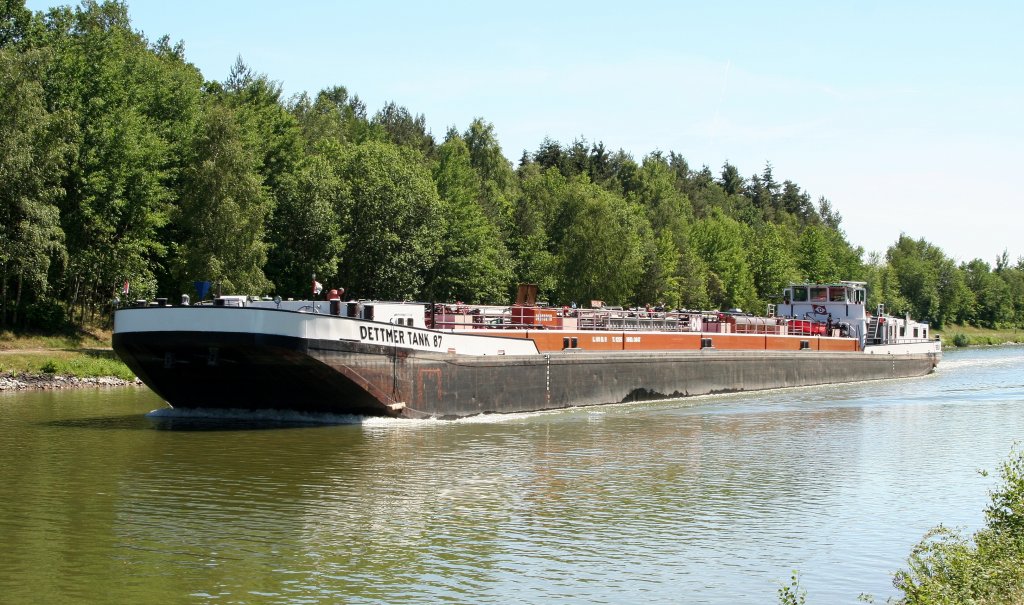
[855, 289, 865, 304]
[899, 326, 905, 337]
[810, 288, 827, 302]
[914, 327, 919, 338]
[923, 328, 928, 338]
[829, 288, 847, 302]
[792, 287, 808, 302]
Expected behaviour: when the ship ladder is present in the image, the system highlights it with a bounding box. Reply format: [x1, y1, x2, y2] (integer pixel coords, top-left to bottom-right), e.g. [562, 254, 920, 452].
[867, 315, 882, 345]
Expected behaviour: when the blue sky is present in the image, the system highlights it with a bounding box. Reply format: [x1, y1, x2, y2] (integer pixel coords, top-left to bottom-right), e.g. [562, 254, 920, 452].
[27, 0, 1024, 264]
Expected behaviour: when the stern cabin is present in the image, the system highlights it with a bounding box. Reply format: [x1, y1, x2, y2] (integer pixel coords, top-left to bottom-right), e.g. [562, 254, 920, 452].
[777, 281, 932, 349]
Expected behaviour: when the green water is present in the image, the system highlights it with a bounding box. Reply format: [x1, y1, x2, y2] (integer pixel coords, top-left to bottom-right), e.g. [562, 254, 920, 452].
[1, 347, 1023, 604]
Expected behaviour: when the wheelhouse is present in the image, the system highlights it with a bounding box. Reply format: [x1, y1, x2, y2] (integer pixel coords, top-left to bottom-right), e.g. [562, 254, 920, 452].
[784, 282, 866, 306]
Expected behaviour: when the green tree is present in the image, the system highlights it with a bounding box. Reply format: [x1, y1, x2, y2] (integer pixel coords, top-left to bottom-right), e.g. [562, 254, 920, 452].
[613, 151, 643, 198]
[863, 251, 908, 315]
[628, 153, 702, 308]
[749, 223, 798, 305]
[745, 162, 780, 221]
[509, 163, 560, 297]
[885, 235, 970, 328]
[0, 46, 70, 327]
[463, 118, 517, 231]
[265, 149, 346, 298]
[333, 140, 444, 300]
[634, 228, 711, 310]
[532, 137, 566, 174]
[824, 227, 865, 280]
[817, 196, 842, 230]
[290, 85, 370, 148]
[552, 178, 647, 306]
[793, 222, 864, 285]
[637, 229, 682, 308]
[779, 180, 815, 224]
[630, 153, 693, 235]
[718, 161, 744, 196]
[795, 225, 838, 282]
[0, 0, 32, 49]
[172, 102, 273, 295]
[995, 254, 1024, 327]
[962, 259, 1011, 328]
[39, 1, 201, 317]
[426, 134, 510, 303]
[689, 211, 758, 311]
[220, 56, 303, 191]
[588, 141, 617, 186]
[371, 101, 435, 156]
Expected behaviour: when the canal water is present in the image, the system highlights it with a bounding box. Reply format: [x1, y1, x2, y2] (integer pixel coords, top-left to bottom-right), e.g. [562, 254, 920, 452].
[1, 346, 1022, 604]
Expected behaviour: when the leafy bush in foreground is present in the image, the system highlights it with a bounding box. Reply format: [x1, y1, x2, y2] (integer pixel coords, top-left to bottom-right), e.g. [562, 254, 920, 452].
[893, 447, 1024, 604]
[782, 448, 1024, 604]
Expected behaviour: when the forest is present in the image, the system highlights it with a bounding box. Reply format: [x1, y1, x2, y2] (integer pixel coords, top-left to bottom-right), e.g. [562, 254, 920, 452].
[2, 0, 1023, 333]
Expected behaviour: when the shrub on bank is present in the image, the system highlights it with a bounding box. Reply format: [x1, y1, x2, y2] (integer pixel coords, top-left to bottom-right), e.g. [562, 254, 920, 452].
[892, 446, 1024, 603]
[781, 448, 1024, 604]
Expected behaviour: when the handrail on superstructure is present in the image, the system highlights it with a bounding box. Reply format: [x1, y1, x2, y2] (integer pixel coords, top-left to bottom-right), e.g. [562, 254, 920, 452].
[430, 304, 826, 337]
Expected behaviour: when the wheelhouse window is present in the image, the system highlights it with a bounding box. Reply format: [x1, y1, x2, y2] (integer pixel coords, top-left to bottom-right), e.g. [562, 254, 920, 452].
[810, 288, 827, 302]
[829, 288, 847, 302]
[792, 287, 808, 302]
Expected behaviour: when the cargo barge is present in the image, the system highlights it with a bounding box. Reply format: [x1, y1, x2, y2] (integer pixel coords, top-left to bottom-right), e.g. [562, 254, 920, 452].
[112, 281, 941, 418]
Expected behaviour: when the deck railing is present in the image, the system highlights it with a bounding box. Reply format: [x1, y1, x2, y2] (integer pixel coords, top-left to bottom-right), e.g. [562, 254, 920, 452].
[429, 305, 818, 337]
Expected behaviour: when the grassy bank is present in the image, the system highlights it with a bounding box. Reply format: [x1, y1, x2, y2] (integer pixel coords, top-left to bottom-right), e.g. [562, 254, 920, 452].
[0, 330, 135, 380]
[937, 325, 1024, 348]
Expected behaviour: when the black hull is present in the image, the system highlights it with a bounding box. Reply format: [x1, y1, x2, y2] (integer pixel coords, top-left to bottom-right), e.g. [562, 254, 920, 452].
[113, 331, 393, 416]
[114, 330, 940, 419]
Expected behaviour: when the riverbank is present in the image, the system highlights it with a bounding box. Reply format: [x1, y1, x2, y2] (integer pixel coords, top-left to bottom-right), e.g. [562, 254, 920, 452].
[0, 371, 141, 391]
[938, 324, 1024, 347]
[0, 329, 136, 390]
